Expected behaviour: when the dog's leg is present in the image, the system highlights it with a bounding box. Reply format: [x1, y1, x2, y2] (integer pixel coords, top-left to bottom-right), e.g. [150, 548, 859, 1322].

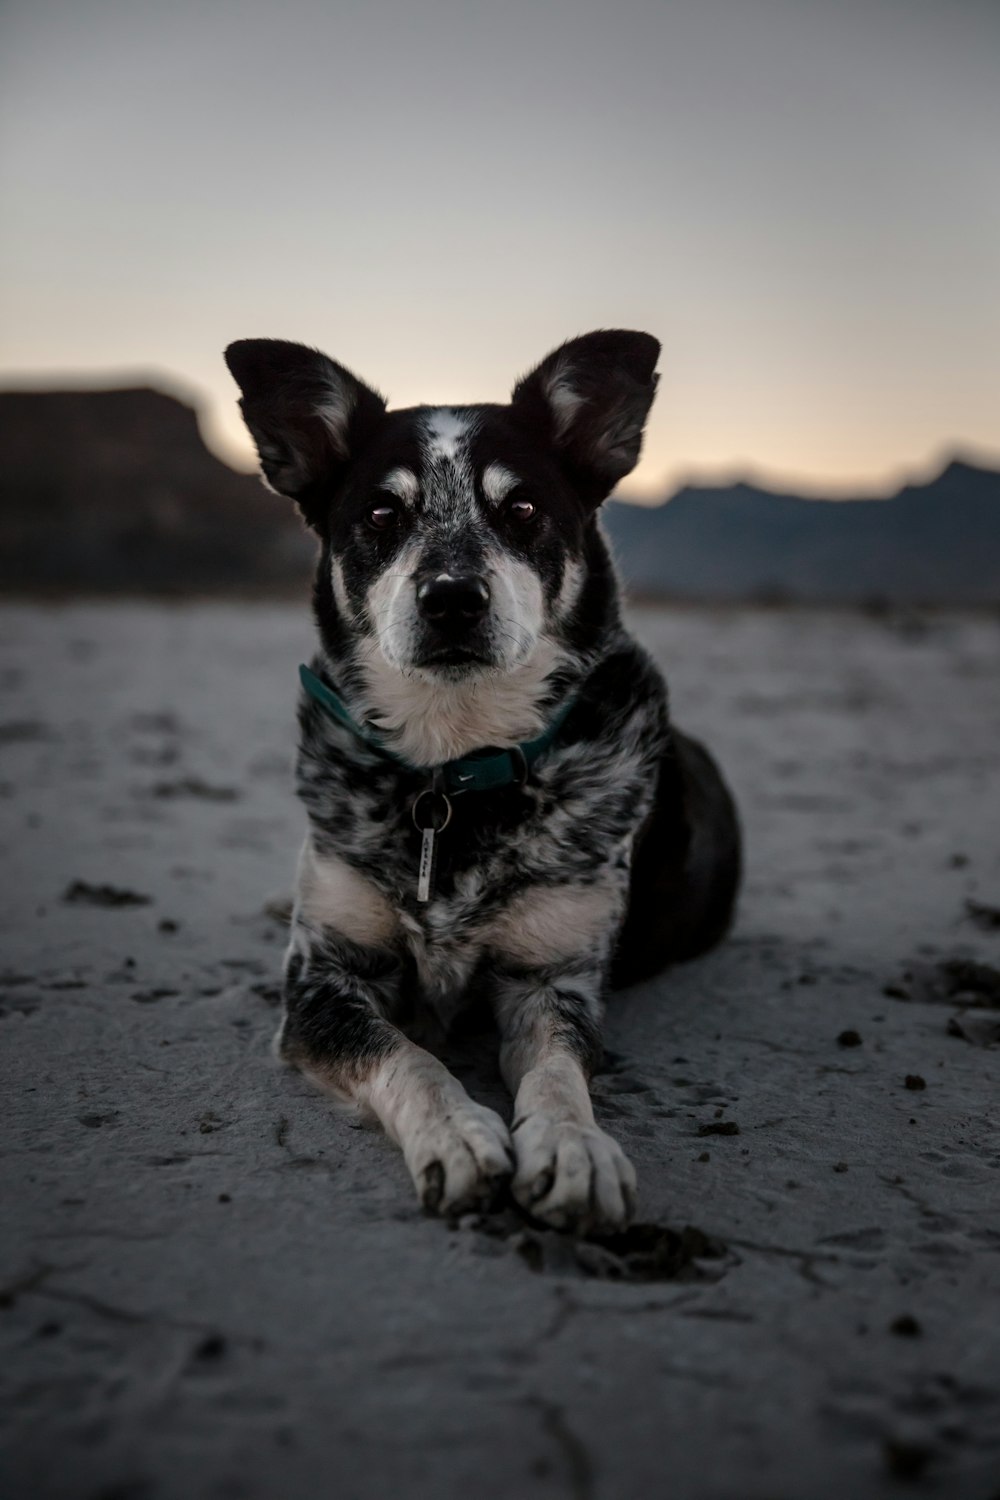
[279, 924, 513, 1215]
[489, 882, 636, 1233]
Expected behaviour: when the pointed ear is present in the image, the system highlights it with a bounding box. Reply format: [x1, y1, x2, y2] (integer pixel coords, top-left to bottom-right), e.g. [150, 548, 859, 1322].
[224, 339, 386, 526]
[511, 330, 660, 501]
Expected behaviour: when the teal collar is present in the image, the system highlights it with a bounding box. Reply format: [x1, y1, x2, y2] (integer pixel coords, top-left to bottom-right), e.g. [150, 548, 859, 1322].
[299, 662, 575, 795]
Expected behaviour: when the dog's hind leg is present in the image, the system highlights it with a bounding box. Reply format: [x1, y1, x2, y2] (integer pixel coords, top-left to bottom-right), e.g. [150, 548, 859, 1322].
[488, 881, 637, 1234]
[279, 926, 513, 1215]
[612, 729, 741, 985]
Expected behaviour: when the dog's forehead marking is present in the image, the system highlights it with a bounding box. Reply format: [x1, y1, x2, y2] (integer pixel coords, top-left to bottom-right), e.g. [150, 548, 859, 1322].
[422, 408, 471, 462]
[481, 462, 520, 506]
[379, 467, 419, 504]
[418, 408, 480, 526]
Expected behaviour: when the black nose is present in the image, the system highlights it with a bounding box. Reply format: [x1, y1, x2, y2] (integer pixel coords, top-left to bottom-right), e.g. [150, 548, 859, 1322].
[417, 574, 490, 625]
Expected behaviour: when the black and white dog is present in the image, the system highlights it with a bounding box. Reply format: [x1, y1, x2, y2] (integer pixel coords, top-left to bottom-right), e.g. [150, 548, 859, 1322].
[225, 331, 740, 1233]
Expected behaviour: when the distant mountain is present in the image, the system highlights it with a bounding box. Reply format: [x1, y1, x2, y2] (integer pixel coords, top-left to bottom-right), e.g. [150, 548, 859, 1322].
[0, 385, 996, 603]
[603, 460, 1000, 606]
[0, 387, 313, 592]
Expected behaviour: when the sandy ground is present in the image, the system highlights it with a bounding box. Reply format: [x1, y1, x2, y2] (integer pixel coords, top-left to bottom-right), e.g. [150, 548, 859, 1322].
[1, 601, 999, 1500]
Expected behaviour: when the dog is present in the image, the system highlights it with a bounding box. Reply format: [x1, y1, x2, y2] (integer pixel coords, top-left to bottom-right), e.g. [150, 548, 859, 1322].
[224, 330, 741, 1233]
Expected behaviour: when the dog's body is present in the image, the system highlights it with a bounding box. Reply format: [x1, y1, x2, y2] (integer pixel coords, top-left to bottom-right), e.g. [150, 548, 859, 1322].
[225, 331, 740, 1232]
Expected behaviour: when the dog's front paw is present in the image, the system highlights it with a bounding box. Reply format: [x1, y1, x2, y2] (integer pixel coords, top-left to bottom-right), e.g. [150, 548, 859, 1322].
[404, 1099, 514, 1217]
[511, 1115, 637, 1234]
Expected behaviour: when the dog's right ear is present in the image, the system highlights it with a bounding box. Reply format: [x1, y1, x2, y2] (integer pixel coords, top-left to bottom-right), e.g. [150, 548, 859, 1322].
[224, 339, 387, 527]
[511, 330, 660, 505]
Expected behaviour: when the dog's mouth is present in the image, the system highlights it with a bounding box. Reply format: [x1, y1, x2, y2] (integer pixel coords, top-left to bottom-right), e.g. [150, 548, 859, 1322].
[414, 646, 496, 673]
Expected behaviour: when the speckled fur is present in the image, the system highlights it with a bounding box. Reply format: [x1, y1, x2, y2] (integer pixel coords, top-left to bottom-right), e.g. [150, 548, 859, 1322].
[224, 330, 741, 1228]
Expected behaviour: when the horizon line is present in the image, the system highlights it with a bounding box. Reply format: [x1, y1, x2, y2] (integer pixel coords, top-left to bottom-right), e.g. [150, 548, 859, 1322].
[1, 366, 998, 507]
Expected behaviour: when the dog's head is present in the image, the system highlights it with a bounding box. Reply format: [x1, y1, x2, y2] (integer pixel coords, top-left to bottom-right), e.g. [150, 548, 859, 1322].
[225, 332, 659, 682]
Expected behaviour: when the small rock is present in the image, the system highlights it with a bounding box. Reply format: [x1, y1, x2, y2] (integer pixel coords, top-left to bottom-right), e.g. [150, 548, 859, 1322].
[264, 895, 295, 923]
[837, 1029, 862, 1047]
[964, 897, 1000, 932]
[904, 1074, 926, 1091]
[63, 881, 151, 909]
[194, 1334, 226, 1361]
[883, 1437, 933, 1479]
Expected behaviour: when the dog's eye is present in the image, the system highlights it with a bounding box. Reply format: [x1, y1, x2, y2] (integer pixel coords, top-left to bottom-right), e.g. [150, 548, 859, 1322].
[367, 505, 398, 531]
[506, 497, 536, 523]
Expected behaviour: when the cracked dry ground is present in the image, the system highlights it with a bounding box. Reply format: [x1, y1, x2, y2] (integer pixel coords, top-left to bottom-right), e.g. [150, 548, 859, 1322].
[1, 602, 999, 1500]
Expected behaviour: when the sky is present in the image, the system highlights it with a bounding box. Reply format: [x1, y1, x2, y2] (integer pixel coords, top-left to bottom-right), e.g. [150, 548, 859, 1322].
[1, 0, 998, 499]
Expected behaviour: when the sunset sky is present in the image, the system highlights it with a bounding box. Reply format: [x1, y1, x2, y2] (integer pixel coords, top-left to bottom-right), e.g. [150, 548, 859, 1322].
[1, 0, 998, 498]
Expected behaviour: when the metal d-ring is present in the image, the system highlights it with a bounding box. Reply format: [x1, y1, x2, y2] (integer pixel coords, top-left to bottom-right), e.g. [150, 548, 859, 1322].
[411, 787, 453, 833]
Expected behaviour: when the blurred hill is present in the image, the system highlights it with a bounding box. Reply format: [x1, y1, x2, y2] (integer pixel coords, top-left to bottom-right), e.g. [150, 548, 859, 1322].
[604, 460, 1000, 606]
[0, 387, 313, 593]
[0, 385, 997, 603]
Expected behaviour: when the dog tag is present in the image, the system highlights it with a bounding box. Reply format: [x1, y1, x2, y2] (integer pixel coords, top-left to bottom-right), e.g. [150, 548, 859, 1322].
[411, 788, 452, 903]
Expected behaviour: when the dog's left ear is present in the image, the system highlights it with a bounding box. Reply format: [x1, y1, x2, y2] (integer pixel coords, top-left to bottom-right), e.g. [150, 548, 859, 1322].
[224, 339, 387, 528]
[511, 330, 660, 503]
